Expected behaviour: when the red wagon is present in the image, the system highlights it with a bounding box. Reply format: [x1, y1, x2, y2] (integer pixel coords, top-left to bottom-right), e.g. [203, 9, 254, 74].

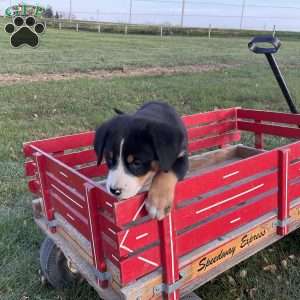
[24, 106, 300, 300]
[23, 35, 300, 299]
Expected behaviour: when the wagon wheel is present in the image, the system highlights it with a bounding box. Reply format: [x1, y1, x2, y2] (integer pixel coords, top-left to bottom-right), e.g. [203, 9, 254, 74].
[39, 237, 81, 289]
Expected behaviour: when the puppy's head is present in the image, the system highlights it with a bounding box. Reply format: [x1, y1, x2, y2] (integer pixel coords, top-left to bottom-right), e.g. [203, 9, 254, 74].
[94, 115, 183, 199]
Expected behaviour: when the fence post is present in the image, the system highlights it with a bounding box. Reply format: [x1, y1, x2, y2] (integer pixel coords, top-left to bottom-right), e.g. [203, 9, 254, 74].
[59, 22, 62, 30]
[76, 23, 79, 32]
[98, 23, 101, 33]
[273, 25, 276, 37]
[125, 24, 128, 35]
[208, 24, 212, 39]
[160, 25, 163, 38]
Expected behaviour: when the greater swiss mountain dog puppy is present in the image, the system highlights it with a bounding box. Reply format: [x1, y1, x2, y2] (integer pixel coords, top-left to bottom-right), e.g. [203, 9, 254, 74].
[94, 101, 188, 220]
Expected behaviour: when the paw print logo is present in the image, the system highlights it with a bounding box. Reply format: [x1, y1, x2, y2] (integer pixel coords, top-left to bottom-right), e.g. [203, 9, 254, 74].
[5, 16, 45, 48]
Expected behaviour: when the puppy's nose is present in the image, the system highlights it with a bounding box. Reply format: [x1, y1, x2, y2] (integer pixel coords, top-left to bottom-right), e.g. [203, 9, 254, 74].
[109, 187, 122, 196]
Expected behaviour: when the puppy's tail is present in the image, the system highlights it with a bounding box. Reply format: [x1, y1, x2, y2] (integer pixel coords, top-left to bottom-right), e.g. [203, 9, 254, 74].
[113, 108, 125, 115]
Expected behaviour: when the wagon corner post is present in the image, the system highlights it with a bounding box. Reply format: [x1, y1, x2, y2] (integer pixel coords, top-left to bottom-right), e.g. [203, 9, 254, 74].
[84, 183, 110, 288]
[277, 148, 290, 236]
[33, 151, 56, 233]
[158, 211, 180, 300]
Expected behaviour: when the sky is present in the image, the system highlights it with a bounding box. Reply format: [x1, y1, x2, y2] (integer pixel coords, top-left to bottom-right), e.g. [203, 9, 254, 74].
[1, 0, 300, 31]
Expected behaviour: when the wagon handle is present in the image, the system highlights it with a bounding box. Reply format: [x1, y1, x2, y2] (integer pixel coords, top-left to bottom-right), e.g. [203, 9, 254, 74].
[248, 35, 281, 54]
[248, 35, 298, 115]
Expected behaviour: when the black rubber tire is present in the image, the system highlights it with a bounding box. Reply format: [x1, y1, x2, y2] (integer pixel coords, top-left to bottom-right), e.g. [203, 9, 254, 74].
[40, 237, 80, 289]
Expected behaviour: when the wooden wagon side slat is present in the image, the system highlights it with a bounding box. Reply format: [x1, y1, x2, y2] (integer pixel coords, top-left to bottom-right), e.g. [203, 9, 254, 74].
[104, 241, 161, 286]
[47, 174, 87, 216]
[23, 131, 95, 157]
[187, 120, 236, 140]
[112, 194, 147, 227]
[77, 164, 108, 179]
[116, 219, 159, 257]
[25, 160, 36, 176]
[174, 171, 278, 231]
[289, 181, 300, 201]
[28, 179, 41, 195]
[188, 131, 241, 153]
[100, 218, 160, 260]
[51, 192, 90, 239]
[57, 150, 109, 179]
[238, 120, 300, 139]
[288, 158, 300, 181]
[176, 192, 277, 256]
[182, 107, 238, 128]
[58, 148, 96, 165]
[237, 108, 300, 125]
[288, 141, 300, 161]
[39, 152, 117, 212]
[46, 156, 88, 195]
[175, 150, 278, 205]
[101, 214, 122, 238]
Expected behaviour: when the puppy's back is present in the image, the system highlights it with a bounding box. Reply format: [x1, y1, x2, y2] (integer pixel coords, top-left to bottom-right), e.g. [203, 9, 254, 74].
[135, 101, 183, 129]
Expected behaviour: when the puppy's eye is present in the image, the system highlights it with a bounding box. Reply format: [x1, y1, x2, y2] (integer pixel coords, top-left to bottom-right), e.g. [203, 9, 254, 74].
[132, 160, 142, 167]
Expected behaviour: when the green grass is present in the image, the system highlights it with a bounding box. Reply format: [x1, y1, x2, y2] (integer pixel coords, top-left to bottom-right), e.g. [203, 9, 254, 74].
[0, 28, 300, 74]
[1, 29, 300, 300]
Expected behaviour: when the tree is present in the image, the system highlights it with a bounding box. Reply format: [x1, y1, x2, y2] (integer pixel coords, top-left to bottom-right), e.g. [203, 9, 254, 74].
[43, 6, 53, 18]
[55, 11, 59, 19]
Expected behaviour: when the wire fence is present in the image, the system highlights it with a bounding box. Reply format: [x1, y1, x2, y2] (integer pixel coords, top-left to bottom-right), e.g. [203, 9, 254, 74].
[41, 18, 300, 41]
[48, 0, 300, 33]
[1, 0, 300, 34]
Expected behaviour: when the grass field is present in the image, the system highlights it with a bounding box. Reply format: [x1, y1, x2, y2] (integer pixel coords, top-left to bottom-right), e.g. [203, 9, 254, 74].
[1, 27, 300, 300]
[0, 28, 300, 74]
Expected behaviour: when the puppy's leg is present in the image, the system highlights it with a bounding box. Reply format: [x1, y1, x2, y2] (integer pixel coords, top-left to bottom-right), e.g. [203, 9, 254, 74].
[146, 154, 188, 220]
[146, 170, 177, 220]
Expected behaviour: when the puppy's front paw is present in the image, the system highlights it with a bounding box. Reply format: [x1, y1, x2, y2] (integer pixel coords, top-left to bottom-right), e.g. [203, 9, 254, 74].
[145, 171, 177, 220]
[145, 194, 172, 220]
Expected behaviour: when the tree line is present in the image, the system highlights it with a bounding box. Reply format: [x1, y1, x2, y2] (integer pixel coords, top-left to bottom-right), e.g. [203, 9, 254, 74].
[43, 6, 61, 19]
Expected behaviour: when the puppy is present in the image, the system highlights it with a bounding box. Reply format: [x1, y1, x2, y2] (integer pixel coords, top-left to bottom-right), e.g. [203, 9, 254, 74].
[94, 101, 188, 220]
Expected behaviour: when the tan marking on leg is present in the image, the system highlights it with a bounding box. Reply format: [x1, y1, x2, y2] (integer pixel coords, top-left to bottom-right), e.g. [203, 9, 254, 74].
[146, 171, 178, 220]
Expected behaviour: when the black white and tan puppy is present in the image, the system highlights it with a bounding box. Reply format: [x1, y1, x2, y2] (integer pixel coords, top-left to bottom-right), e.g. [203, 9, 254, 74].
[94, 101, 189, 220]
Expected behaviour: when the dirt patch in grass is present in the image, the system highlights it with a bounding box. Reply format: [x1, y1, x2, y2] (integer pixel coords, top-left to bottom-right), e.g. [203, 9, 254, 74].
[0, 63, 237, 86]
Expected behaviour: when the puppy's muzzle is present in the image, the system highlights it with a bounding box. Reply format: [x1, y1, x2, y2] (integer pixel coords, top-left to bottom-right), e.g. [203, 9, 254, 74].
[109, 186, 122, 196]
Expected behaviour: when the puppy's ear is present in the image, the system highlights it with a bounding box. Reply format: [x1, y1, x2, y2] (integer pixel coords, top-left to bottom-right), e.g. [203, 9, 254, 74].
[149, 122, 183, 171]
[94, 120, 111, 166]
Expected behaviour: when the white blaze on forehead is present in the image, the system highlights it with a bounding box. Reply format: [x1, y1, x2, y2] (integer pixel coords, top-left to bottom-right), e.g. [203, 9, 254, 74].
[106, 139, 145, 199]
